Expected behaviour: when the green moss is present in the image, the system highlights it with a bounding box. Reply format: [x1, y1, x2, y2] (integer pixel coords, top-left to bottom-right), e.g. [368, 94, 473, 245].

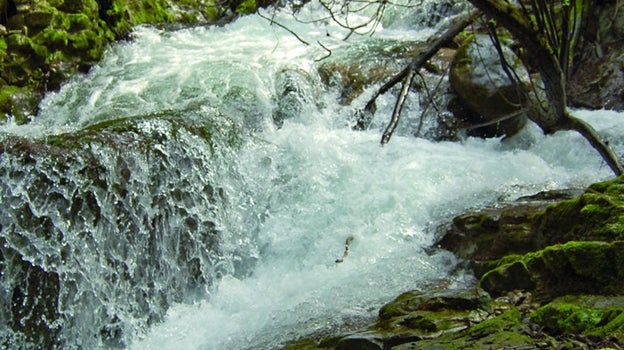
[532, 295, 624, 337]
[39, 28, 69, 47]
[535, 176, 624, 243]
[0, 86, 20, 119]
[480, 241, 624, 300]
[0, 36, 7, 54]
[280, 338, 330, 350]
[235, 0, 257, 14]
[415, 308, 537, 349]
[378, 291, 420, 320]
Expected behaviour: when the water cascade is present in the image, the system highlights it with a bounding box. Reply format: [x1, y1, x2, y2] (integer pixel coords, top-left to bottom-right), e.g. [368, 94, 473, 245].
[1, 1, 623, 349]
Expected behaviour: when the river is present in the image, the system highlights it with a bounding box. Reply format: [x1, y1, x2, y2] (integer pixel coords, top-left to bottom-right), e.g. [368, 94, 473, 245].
[1, 1, 622, 349]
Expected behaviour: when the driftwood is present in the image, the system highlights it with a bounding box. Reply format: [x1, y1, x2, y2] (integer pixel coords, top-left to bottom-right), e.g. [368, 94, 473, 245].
[353, 9, 480, 144]
[467, 0, 623, 175]
[335, 235, 354, 264]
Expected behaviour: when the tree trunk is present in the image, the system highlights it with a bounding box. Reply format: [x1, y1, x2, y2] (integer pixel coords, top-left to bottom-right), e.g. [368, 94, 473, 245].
[467, 0, 623, 176]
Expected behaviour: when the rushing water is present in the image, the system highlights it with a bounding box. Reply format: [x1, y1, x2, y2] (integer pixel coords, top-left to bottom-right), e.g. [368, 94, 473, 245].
[1, 1, 623, 349]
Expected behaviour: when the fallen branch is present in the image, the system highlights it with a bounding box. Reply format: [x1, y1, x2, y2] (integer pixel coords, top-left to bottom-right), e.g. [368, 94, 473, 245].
[335, 235, 355, 264]
[353, 9, 480, 137]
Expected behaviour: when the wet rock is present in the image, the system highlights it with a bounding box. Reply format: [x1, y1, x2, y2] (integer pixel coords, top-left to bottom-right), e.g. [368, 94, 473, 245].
[436, 188, 582, 276]
[479, 241, 624, 302]
[373, 287, 492, 348]
[533, 175, 624, 247]
[273, 67, 318, 127]
[317, 39, 427, 104]
[335, 332, 384, 350]
[391, 308, 539, 350]
[0, 115, 235, 348]
[449, 34, 528, 138]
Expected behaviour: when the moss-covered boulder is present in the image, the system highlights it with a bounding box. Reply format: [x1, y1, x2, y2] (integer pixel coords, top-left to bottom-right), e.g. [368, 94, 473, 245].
[479, 241, 624, 302]
[531, 295, 624, 338]
[449, 34, 528, 138]
[307, 287, 494, 350]
[437, 189, 582, 277]
[534, 175, 624, 246]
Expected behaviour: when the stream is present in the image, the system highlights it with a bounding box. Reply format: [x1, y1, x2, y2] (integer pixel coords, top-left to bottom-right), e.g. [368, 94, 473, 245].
[1, 1, 623, 349]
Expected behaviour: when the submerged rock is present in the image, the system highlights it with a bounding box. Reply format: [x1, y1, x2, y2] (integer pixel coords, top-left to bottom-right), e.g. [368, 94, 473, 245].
[0, 115, 245, 348]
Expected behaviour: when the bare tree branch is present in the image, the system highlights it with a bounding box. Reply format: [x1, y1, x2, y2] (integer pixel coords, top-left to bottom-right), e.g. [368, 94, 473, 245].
[353, 8, 479, 133]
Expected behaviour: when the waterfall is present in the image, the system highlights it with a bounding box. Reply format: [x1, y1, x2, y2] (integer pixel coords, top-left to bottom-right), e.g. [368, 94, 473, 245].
[1, 1, 622, 349]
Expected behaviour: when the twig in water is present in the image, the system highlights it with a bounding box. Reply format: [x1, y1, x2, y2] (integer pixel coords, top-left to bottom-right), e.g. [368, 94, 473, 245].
[335, 235, 355, 263]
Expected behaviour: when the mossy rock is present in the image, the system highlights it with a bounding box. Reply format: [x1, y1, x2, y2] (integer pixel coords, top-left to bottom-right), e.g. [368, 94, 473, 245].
[531, 295, 624, 338]
[392, 308, 543, 350]
[0, 85, 41, 124]
[480, 241, 624, 302]
[438, 202, 546, 262]
[368, 287, 493, 346]
[449, 34, 528, 138]
[534, 175, 624, 246]
[437, 189, 583, 277]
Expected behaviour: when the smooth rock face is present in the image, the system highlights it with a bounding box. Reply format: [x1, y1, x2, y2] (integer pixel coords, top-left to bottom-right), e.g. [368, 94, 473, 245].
[449, 34, 528, 138]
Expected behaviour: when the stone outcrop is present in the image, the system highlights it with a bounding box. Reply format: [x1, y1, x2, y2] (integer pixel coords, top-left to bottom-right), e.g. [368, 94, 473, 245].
[480, 240, 624, 301]
[448, 34, 528, 138]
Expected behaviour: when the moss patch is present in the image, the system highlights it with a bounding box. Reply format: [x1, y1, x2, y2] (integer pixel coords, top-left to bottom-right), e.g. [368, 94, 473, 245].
[532, 295, 624, 338]
[535, 176, 624, 245]
[480, 240, 624, 301]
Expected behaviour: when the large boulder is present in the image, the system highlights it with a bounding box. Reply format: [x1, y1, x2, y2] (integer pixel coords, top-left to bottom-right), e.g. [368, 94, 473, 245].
[436, 189, 582, 277]
[449, 34, 528, 138]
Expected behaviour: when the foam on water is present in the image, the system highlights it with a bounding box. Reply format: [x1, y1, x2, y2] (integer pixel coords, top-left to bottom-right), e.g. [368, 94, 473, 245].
[134, 112, 623, 349]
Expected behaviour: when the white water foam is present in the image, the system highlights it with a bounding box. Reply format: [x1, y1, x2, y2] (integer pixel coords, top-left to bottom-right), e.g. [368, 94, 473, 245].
[133, 109, 623, 349]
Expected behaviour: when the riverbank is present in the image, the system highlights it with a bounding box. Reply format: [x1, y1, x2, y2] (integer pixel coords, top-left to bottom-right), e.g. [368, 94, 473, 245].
[283, 176, 624, 349]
